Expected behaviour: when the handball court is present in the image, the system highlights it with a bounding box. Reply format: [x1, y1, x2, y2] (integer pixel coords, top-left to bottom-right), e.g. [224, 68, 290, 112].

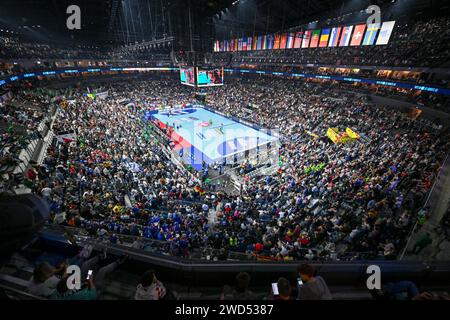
[146, 106, 278, 170]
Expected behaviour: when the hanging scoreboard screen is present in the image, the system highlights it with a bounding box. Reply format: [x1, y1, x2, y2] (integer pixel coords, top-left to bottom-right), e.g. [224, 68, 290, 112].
[196, 67, 224, 87]
[179, 67, 195, 86]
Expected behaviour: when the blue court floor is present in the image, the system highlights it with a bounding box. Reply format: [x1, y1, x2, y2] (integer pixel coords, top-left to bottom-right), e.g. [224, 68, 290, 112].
[152, 106, 278, 168]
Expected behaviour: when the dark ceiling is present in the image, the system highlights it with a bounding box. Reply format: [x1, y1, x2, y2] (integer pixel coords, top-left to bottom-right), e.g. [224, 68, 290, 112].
[211, 0, 449, 39]
[0, 0, 447, 50]
[0, 0, 235, 45]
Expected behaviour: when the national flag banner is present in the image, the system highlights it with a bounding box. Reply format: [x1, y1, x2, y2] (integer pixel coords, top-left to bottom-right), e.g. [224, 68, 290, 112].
[346, 127, 360, 139]
[256, 36, 263, 50]
[286, 32, 295, 49]
[56, 131, 77, 144]
[229, 39, 233, 51]
[328, 27, 342, 47]
[339, 25, 354, 47]
[280, 33, 287, 49]
[294, 31, 303, 48]
[267, 34, 274, 49]
[262, 35, 267, 50]
[327, 128, 340, 144]
[96, 91, 108, 100]
[246, 37, 252, 51]
[309, 29, 321, 48]
[319, 28, 330, 47]
[350, 24, 366, 46]
[234, 38, 238, 51]
[376, 21, 396, 45]
[302, 30, 311, 48]
[238, 38, 243, 51]
[363, 23, 380, 45]
[274, 34, 281, 49]
[242, 38, 247, 51]
[252, 36, 258, 50]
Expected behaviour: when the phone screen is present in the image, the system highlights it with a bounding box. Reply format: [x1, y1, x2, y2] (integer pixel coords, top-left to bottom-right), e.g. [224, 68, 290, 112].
[87, 270, 93, 280]
[297, 278, 303, 286]
[271, 283, 279, 296]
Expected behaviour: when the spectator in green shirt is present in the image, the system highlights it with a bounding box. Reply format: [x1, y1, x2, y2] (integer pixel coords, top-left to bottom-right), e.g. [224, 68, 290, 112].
[53, 276, 97, 300]
[411, 233, 432, 255]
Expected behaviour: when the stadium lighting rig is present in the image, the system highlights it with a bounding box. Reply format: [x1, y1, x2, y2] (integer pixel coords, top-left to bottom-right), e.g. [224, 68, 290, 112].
[120, 36, 175, 51]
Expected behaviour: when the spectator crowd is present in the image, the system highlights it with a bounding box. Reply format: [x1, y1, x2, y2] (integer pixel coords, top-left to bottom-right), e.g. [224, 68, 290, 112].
[1, 75, 445, 263]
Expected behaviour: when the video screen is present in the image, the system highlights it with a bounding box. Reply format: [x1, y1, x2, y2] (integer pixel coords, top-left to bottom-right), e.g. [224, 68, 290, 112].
[196, 67, 224, 87]
[179, 67, 195, 86]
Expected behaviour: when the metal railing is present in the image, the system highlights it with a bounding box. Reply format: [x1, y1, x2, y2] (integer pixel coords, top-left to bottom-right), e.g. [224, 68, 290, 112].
[0, 284, 46, 300]
[398, 151, 450, 260]
[44, 220, 384, 264]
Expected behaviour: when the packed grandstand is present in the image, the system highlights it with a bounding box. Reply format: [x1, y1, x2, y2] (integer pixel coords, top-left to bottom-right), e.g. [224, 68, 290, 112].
[1, 0, 450, 302]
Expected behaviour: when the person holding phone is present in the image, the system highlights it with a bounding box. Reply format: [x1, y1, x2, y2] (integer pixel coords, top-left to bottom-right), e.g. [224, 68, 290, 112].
[297, 264, 332, 300]
[53, 268, 97, 300]
[271, 277, 292, 300]
[52, 252, 126, 300]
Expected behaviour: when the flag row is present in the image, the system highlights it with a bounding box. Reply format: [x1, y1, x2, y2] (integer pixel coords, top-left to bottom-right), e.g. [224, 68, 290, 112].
[213, 21, 395, 52]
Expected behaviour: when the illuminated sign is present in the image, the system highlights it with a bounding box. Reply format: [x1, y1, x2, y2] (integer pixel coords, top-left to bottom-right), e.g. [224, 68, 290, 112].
[1, 66, 449, 96]
[343, 78, 362, 82]
[414, 85, 438, 93]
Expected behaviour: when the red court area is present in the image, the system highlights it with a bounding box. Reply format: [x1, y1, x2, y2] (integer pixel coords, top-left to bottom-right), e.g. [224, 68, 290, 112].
[153, 119, 192, 151]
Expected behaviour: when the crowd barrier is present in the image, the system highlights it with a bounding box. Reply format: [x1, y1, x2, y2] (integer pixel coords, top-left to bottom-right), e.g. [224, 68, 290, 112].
[39, 224, 450, 288]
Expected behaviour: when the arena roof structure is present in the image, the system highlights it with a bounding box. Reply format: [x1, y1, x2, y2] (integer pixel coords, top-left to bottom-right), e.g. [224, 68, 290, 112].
[1, 0, 448, 51]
